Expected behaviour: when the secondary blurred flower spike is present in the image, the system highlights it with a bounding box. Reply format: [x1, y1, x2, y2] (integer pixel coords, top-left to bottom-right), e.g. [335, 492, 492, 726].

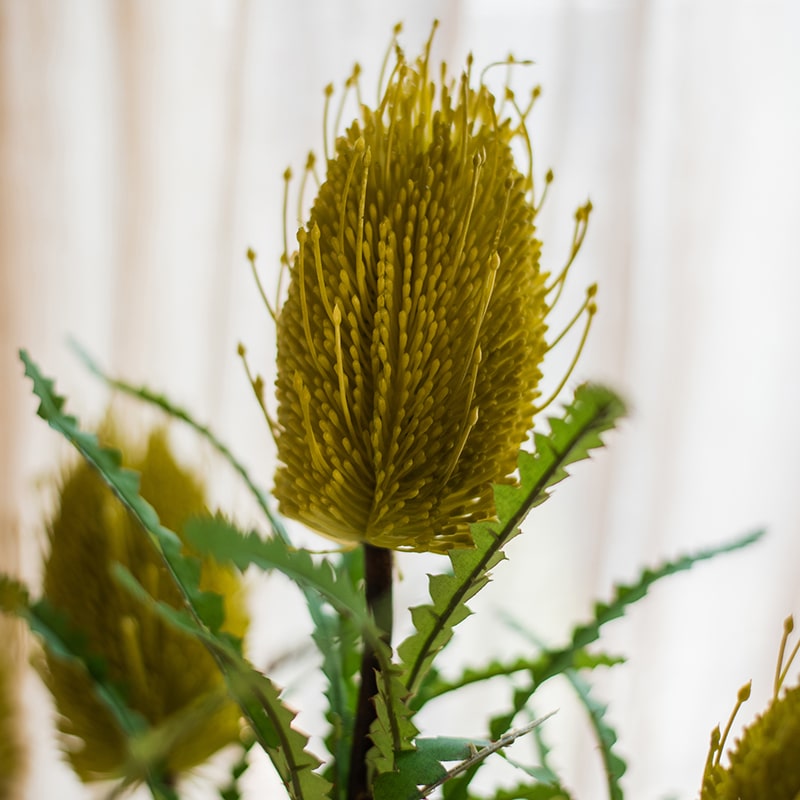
[0, 628, 23, 800]
[42, 426, 248, 784]
[699, 615, 800, 799]
[259, 21, 595, 553]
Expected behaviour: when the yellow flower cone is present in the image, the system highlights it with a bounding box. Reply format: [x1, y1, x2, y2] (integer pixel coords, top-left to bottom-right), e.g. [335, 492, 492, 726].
[700, 617, 800, 799]
[42, 427, 247, 783]
[274, 25, 558, 553]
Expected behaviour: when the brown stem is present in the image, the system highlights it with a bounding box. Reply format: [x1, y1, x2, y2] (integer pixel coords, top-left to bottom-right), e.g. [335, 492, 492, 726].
[347, 544, 393, 800]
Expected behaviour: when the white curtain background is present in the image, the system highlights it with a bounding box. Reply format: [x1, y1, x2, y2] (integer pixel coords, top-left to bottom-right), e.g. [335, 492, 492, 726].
[2, 1, 800, 798]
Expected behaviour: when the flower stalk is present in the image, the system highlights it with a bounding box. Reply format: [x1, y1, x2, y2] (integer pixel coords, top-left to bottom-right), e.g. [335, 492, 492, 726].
[348, 544, 393, 800]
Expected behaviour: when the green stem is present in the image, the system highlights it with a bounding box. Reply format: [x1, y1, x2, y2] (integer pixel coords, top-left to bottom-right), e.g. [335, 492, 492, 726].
[347, 544, 393, 800]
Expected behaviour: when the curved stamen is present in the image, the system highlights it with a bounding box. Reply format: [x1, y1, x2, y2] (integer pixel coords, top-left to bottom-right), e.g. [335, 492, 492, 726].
[297, 152, 316, 225]
[296, 228, 320, 368]
[714, 682, 752, 767]
[322, 83, 334, 162]
[546, 200, 593, 309]
[247, 248, 276, 323]
[777, 615, 800, 696]
[238, 343, 279, 441]
[533, 293, 597, 415]
[546, 283, 597, 352]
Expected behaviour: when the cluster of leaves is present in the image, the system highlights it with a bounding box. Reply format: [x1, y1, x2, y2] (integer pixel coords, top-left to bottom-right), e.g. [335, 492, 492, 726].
[0, 350, 762, 799]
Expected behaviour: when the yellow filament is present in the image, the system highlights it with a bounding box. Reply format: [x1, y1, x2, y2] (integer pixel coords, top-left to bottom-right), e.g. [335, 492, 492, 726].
[451, 149, 484, 276]
[334, 63, 361, 142]
[333, 303, 355, 439]
[382, 65, 405, 189]
[535, 168, 554, 214]
[777, 619, 800, 696]
[546, 201, 592, 308]
[295, 372, 325, 471]
[714, 682, 752, 766]
[533, 299, 596, 415]
[377, 22, 404, 106]
[296, 229, 320, 368]
[459, 252, 499, 389]
[339, 139, 365, 256]
[322, 83, 334, 162]
[311, 224, 335, 322]
[443, 347, 482, 484]
[246, 248, 276, 323]
[297, 152, 316, 225]
[277, 167, 294, 310]
[355, 147, 371, 301]
[547, 284, 598, 352]
[508, 91, 535, 200]
[238, 343, 279, 441]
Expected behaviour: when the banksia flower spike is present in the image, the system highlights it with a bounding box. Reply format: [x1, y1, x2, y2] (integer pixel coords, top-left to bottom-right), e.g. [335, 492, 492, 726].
[0, 633, 23, 800]
[42, 427, 247, 783]
[700, 616, 800, 799]
[267, 22, 595, 553]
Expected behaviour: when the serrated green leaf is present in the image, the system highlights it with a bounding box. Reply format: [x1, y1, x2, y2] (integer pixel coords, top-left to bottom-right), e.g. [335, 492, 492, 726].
[20, 351, 331, 800]
[183, 517, 370, 634]
[399, 384, 626, 697]
[415, 649, 623, 711]
[488, 529, 765, 739]
[368, 657, 420, 780]
[489, 783, 574, 800]
[113, 562, 330, 797]
[562, 670, 625, 800]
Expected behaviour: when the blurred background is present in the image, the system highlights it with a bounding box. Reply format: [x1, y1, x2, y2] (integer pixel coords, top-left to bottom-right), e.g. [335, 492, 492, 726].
[2, 1, 800, 797]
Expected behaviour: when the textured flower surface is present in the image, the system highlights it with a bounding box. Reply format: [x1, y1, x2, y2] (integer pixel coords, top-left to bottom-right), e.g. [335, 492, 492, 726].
[701, 685, 800, 799]
[43, 428, 247, 782]
[274, 27, 556, 553]
[700, 618, 800, 799]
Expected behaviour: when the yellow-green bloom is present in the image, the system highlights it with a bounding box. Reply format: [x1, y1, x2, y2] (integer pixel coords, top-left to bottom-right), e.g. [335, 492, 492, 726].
[700, 617, 800, 799]
[0, 634, 23, 800]
[274, 27, 559, 553]
[42, 428, 247, 783]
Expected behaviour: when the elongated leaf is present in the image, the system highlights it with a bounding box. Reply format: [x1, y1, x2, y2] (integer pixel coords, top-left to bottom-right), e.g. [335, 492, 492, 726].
[183, 517, 367, 624]
[488, 528, 765, 739]
[20, 351, 331, 800]
[368, 658, 420, 781]
[415, 650, 623, 710]
[399, 384, 626, 697]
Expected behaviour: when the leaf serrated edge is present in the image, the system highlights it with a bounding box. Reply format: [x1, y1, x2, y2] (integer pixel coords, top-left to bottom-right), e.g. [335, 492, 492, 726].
[488, 529, 765, 739]
[400, 384, 625, 695]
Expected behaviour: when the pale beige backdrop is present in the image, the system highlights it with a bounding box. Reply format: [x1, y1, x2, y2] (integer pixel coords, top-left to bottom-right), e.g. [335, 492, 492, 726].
[2, 1, 800, 798]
